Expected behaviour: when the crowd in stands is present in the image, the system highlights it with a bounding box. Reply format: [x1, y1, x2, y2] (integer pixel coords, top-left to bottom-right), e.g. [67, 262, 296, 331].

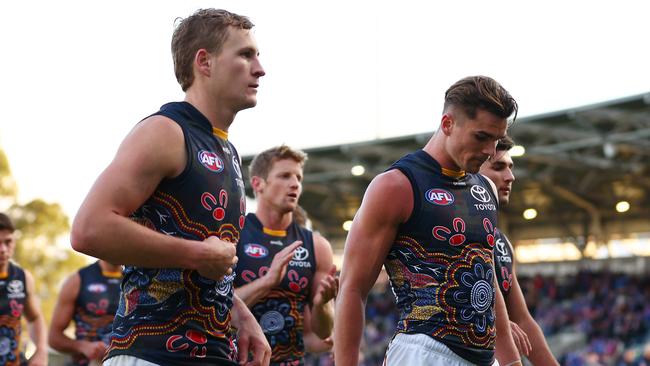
[525, 271, 650, 365]
[305, 270, 650, 366]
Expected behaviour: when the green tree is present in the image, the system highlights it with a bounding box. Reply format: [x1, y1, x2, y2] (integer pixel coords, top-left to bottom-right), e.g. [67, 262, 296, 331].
[0, 148, 17, 199]
[0, 148, 88, 325]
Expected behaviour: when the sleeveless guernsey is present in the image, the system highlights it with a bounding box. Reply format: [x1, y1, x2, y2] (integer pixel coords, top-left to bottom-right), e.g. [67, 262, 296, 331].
[494, 229, 514, 298]
[107, 102, 246, 365]
[234, 213, 316, 366]
[73, 261, 122, 365]
[0, 262, 27, 366]
[385, 150, 499, 366]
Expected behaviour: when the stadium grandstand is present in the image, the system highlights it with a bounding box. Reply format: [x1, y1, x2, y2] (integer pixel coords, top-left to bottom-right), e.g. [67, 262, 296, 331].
[243, 92, 650, 366]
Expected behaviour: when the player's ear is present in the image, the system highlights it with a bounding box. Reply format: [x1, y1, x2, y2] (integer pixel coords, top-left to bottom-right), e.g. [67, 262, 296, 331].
[194, 49, 212, 78]
[251, 175, 265, 194]
[441, 113, 454, 136]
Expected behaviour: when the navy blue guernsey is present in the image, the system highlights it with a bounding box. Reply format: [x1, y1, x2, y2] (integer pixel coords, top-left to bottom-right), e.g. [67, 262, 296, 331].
[107, 102, 247, 365]
[234, 213, 316, 366]
[494, 229, 514, 298]
[384, 150, 499, 366]
[73, 261, 122, 365]
[0, 262, 27, 366]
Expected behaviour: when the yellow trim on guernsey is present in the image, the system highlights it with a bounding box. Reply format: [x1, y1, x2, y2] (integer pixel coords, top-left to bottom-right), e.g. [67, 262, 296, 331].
[441, 167, 465, 178]
[102, 271, 123, 278]
[212, 127, 229, 140]
[263, 227, 287, 237]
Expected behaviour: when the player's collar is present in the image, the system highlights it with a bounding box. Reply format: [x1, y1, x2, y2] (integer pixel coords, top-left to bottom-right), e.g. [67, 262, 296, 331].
[263, 227, 287, 237]
[212, 127, 228, 140]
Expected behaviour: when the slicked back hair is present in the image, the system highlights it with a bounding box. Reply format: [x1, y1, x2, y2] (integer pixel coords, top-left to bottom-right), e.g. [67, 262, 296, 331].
[444, 76, 518, 123]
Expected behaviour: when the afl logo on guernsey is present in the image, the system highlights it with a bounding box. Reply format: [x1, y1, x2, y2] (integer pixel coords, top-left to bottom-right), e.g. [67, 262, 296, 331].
[244, 244, 269, 258]
[87, 283, 107, 293]
[198, 150, 224, 173]
[425, 188, 454, 206]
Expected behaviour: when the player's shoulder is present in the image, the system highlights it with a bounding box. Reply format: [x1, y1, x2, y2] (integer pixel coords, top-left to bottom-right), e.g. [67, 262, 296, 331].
[117, 114, 187, 177]
[371, 169, 410, 193]
[135, 114, 184, 139]
[370, 169, 412, 202]
[360, 169, 412, 223]
[313, 232, 332, 252]
[60, 271, 82, 296]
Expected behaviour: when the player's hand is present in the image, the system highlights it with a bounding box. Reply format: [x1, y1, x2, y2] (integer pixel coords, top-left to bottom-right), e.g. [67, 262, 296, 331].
[313, 265, 339, 307]
[304, 330, 334, 353]
[197, 236, 238, 281]
[27, 348, 48, 366]
[232, 300, 271, 366]
[510, 321, 532, 356]
[323, 336, 334, 348]
[265, 241, 302, 287]
[79, 340, 107, 361]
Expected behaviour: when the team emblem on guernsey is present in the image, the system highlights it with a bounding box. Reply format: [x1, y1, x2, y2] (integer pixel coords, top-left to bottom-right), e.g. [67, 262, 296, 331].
[244, 243, 269, 258]
[198, 150, 224, 173]
[425, 188, 454, 206]
[7, 280, 25, 299]
[88, 283, 108, 293]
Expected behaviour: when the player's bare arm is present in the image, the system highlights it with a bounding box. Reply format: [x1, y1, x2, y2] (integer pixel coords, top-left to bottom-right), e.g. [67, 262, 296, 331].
[72, 116, 237, 280]
[24, 270, 48, 366]
[335, 170, 412, 366]
[309, 233, 337, 339]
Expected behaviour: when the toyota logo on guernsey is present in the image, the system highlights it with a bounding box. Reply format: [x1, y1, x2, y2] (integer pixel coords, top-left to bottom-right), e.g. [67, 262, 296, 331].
[292, 247, 309, 261]
[244, 244, 268, 258]
[425, 188, 455, 206]
[290, 247, 311, 268]
[470, 185, 491, 203]
[198, 150, 224, 173]
[232, 155, 242, 178]
[471, 185, 496, 211]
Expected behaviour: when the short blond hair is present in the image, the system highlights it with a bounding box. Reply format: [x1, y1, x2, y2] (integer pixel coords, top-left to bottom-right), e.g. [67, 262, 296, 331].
[172, 9, 254, 91]
[249, 145, 307, 180]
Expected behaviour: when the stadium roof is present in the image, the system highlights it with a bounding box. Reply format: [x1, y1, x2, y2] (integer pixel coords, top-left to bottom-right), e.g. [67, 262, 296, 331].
[243, 93, 650, 251]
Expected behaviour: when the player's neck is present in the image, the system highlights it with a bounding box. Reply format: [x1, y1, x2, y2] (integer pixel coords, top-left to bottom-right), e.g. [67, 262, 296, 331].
[423, 133, 459, 171]
[184, 91, 235, 132]
[0, 261, 9, 278]
[255, 207, 292, 231]
[98, 260, 122, 275]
